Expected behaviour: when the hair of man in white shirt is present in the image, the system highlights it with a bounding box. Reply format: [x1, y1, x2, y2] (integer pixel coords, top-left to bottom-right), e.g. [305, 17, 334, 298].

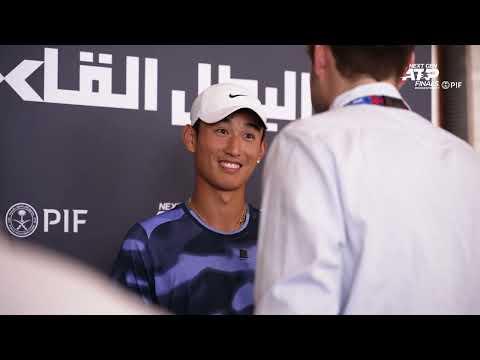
[306, 45, 415, 114]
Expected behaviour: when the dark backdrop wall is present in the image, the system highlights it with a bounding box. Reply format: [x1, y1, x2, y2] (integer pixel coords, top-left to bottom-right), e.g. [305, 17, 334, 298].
[0, 45, 432, 273]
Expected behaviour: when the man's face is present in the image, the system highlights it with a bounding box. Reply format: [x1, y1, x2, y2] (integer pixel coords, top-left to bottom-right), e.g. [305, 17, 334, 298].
[192, 112, 266, 192]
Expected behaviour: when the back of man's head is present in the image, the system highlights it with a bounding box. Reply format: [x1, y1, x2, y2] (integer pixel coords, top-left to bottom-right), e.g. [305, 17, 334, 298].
[308, 45, 415, 81]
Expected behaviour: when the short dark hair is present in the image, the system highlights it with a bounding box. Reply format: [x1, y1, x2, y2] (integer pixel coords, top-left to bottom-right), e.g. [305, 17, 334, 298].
[307, 45, 415, 81]
[193, 108, 266, 142]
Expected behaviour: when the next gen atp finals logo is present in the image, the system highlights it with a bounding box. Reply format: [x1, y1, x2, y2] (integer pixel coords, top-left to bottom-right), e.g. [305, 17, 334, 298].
[401, 63, 462, 90]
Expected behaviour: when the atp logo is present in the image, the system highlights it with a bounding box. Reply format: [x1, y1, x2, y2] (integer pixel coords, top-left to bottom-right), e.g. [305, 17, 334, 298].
[401, 64, 440, 81]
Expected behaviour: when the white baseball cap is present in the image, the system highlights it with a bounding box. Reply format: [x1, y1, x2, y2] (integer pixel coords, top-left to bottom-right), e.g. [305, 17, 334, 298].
[190, 83, 267, 128]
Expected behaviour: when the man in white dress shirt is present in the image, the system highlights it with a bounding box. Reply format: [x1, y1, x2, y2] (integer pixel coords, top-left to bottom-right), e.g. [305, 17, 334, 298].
[254, 45, 480, 315]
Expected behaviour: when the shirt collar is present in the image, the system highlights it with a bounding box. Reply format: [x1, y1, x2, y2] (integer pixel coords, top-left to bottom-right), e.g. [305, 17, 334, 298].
[330, 82, 403, 110]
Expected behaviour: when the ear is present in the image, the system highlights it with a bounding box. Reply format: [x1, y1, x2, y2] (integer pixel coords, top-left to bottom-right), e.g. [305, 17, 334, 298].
[312, 45, 330, 78]
[258, 137, 267, 163]
[399, 50, 416, 88]
[182, 125, 196, 153]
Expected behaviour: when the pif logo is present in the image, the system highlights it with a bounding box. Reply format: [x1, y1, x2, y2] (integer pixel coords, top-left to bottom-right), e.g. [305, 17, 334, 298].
[4, 203, 88, 238]
[5, 203, 39, 238]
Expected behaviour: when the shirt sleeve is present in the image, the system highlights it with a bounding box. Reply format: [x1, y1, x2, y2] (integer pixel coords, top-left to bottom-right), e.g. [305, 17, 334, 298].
[254, 129, 347, 314]
[111, 223, 158, 306]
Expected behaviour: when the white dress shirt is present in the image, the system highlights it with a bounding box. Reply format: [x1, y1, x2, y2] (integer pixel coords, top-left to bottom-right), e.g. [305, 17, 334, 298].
[255, 82, 480, 315]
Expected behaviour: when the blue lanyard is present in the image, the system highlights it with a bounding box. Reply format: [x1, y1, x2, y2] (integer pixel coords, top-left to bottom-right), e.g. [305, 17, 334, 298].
[345, 95, 410, 111]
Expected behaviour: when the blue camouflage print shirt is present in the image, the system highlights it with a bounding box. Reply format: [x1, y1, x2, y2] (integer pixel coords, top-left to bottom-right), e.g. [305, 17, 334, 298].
[111, 203, 259, 315]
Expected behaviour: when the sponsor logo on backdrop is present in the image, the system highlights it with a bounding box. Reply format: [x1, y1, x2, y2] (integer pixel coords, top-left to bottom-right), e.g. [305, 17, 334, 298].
[5, 203, 39, 238]
[0, 48, 312, 132]
[157, 202, 181, 215]
[401, 63, 462, 90]
[4, 202, 88, 238]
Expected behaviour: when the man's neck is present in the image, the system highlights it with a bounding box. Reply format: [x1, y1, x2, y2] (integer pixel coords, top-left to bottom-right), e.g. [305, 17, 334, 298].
[189, 178, 247, 233]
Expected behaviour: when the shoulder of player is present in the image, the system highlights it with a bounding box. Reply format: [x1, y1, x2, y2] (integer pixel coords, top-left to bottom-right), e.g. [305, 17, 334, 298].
[132, 205, 188, 243]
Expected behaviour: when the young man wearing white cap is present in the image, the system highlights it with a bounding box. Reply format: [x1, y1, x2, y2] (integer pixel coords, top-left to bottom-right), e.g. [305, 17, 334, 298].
[111, 83, 267, 315]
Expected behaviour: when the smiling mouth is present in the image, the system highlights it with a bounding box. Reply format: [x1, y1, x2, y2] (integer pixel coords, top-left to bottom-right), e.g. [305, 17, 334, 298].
[219, 161, 242, 170]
